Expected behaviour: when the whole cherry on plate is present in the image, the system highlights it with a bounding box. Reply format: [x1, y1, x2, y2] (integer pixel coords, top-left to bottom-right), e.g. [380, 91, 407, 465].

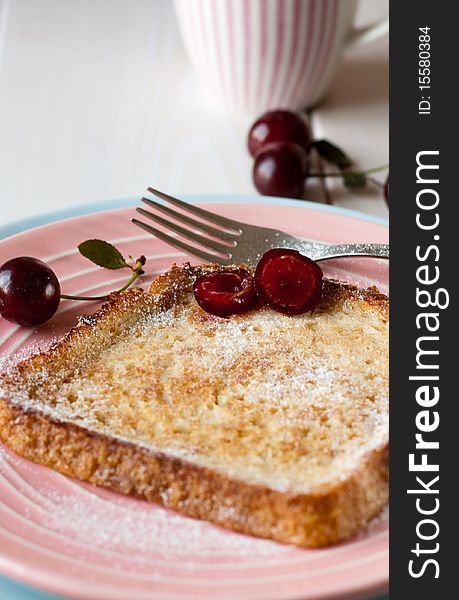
[255, 248, 323, 315]
[0, 256, 61, 326]
[248, 109, 312, 157]
[193, 268, 259, 317]
[253, 141, 309, 199]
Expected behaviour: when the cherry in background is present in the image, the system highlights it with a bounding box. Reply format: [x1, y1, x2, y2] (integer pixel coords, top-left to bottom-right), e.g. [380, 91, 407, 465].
[248, 108, 389, 204]
[248, 109, 311, 199]
[253, 141, 308, 199]
[248, 110, 312, 157]
[0, 257, 61, 326]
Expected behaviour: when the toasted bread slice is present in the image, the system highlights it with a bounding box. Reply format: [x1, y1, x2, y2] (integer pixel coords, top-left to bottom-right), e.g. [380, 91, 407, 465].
[0, 264, 388, 547]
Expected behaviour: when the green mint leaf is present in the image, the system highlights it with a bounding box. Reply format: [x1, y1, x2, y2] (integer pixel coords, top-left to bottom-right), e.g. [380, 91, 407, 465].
[343, 172, 367, 189]
[78, 239, 129, 270]
[313, 139, 353, 169]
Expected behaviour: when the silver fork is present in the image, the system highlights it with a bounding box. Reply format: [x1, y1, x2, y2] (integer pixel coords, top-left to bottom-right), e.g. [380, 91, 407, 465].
[131, 188, 389, 267]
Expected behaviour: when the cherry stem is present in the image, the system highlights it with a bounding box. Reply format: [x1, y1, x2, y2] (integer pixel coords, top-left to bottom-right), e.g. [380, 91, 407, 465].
[60, 257, 146, 302]
[367, 176, 384, 189]
[313, 147, 333, 205]
[307, 163, 389, 179]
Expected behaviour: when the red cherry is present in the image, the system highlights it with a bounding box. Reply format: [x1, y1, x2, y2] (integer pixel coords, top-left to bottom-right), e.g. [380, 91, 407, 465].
[255, 249, 323, 315]
[193, 269, 259, 317]
[248, 110, 312, 157]
[253, 142, 308, 199]
[0, 257, 61, 326]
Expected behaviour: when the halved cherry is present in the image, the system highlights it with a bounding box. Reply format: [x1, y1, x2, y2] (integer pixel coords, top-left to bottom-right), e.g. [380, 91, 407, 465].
[193, 268, 259, 317]
[255, 249, 323, 315]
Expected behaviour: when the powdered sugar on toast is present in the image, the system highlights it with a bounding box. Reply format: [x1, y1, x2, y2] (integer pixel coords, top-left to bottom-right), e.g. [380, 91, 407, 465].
[1, 272, 388, 496]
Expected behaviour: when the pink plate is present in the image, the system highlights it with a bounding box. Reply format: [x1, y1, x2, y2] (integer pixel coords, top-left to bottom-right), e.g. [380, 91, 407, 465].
[0, 197, 388, 600]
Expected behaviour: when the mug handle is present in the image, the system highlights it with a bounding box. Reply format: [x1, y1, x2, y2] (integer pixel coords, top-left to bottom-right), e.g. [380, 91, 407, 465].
[346, 16, 389, 48]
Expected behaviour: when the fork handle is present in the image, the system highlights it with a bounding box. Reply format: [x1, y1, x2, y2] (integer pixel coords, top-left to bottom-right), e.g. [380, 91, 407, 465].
[298, 242, 389, 261]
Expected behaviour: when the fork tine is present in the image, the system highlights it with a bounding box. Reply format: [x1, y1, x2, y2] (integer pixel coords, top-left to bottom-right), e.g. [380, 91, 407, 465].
[147, 187, 243, 232]
[135, 207, 231, 254]
[131, 218, 232, 265]
[141, 197, 237, 243]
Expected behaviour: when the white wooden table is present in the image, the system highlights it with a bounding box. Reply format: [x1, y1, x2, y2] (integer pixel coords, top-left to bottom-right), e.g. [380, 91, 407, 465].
[0, 0, 388, 229]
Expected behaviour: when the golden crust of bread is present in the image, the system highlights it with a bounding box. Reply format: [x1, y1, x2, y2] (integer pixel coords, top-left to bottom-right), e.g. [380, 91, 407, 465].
[0, 264, 388, 547]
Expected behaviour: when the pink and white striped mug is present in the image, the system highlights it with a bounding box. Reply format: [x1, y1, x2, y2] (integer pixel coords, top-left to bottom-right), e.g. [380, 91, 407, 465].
[174, 0, 388, 114]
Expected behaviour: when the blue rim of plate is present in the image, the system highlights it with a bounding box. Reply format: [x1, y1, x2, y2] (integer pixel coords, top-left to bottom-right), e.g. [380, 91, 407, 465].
[0, 195, 388, 242]
[0, 195, 388, 600]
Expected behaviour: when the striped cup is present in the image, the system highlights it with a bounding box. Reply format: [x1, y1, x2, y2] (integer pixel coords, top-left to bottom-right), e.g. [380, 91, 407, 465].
[174, 0, 388, 114]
